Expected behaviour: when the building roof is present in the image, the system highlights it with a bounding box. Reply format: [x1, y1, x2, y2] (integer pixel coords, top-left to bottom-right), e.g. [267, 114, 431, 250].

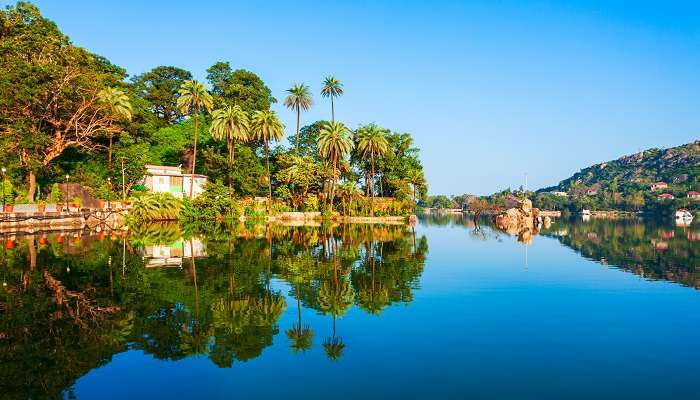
[688, 191, 700, 196]
[145, 164, 182, 171]
[144, 164, 208, 179]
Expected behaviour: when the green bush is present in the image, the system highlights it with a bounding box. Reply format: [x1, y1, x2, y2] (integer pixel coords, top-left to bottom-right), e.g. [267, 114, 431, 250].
[303, 194, 319, 212]
[130, 193, 182, 221]
[179, 181, 241, 221]
[2, 178, 14, 205]
[49, 183, 62, 203]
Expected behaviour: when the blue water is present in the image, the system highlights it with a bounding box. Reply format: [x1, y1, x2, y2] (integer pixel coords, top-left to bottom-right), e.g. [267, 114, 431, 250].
[59, 219, 700, 399]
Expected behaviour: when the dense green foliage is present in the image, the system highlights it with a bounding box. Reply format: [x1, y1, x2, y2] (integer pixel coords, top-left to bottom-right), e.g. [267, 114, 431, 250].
[0, 2, 426, 218]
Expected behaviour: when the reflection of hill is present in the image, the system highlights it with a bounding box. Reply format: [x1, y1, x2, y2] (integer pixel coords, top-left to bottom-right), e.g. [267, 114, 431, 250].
[541, 219, 700, 289]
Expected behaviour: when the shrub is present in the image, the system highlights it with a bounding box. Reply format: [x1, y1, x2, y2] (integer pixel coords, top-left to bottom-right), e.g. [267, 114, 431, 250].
[130, 193, 182, 221]
[1, 178, 14, 205]
[49, 183, 62, 203]
[303, 194, 319, 212]
[179, 181, 241, 221]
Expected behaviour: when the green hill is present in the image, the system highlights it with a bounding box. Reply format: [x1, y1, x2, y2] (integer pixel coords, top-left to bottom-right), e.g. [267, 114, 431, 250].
[533, 140, 700, 213]
[541, 140, 700, 195]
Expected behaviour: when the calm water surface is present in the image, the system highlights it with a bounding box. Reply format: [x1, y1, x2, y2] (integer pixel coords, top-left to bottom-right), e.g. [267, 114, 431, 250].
[1, 216, 699, 399]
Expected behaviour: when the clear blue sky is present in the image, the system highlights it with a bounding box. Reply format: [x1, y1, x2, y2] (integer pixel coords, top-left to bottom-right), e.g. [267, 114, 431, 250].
[16, 0, 700, 195]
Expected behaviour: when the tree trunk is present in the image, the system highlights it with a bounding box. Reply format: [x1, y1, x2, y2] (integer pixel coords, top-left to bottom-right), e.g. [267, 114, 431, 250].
[108, 133, 113, 170]
[370, 150, 375, 216]
[379, 171, 383, 197]
[331, 97, 335, 123]
[227, 136, 234, 190]
[329, 159, 337, 216]
[413, 185, 417, 213]
[295, 107, 301, 154]
[265, 140, 272, 216]
[190, 110, 199, 199]
[27, 170, 36, 203]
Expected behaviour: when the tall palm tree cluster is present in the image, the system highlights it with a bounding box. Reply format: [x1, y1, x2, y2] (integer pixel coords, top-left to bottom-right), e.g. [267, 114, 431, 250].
[172, 75, 423, 216]
[96, 74, 425, 217]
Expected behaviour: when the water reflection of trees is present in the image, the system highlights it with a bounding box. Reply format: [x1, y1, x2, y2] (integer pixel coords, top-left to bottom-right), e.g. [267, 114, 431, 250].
[541, 218, 700, 289]
[0, 222, 428, 397]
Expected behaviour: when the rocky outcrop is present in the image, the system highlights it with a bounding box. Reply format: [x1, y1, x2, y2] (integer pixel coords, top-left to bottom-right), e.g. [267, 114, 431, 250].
[494, 199, 551, 243]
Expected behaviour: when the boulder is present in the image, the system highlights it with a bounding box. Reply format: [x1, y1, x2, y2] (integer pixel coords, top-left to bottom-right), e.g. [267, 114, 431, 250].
[494, 198, 541, 243]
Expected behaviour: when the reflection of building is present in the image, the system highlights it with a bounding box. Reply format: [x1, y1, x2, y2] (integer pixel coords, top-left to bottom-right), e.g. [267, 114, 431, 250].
[141, 238, 206, 268]
[675, 209, 693, 227]
[143, 165, 208, 198]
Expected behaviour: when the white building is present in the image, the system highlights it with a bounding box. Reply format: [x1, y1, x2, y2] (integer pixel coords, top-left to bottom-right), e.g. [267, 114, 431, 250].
[143, 165, 207, 198]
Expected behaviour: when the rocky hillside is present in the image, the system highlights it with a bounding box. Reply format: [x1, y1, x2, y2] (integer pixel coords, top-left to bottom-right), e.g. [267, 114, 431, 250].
[540, 140, 700, 194]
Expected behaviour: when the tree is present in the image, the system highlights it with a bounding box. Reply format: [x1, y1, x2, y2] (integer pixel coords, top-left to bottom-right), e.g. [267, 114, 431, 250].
[320, 76, 343, 123]
[131, 66, 192, 125]
[206, 62, 275, 111]
[177, 80, 213, 198]
[407, 169, 427, 209]
[209, 105, 250, 165]
[318, 122, 353, 215]
[284, 84, 313, 153]
[375, 132, 425, 198]
[0, 2, 127, 201]
[209, 104, 250, 195]
[357, 124, 389, 215]
[467, 198, 491, 224]
[97, 87, 132, 169]
[250, 110, 285, 215]
[275, 154, 321, 210]
[286, 120, 327, 160]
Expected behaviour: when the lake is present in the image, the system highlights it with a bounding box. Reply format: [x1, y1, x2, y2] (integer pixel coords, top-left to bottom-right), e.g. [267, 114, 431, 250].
[1, 216, 699, 399]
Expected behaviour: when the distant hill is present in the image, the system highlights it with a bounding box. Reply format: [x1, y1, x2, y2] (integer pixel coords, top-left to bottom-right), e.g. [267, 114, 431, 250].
[540, 140, 700, 195]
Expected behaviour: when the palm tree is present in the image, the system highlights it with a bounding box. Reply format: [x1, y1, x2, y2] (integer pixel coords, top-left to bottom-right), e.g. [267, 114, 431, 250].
[210, 105, 250, 164]
[250, 110, 285, 215]
[210, 105, 249, 193]
[356, 124, 389, 215]
[284, 83, 313, 153]
[97, 87, 132, 169]
[320, 76, 343, 123]
[407, 169, 426, 212]
[317, 121, 353, 215]
[336, 181, 361, 216]
[177, 80, 213, 198]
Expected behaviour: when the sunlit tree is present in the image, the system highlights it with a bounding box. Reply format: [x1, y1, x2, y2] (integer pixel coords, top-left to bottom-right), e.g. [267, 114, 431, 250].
[320, 76, 343, 123]
[177, 80, 213, 198]
[357, 124, 389, 215]
[317, 122, 353, 214]
[97, 87, 132, 169]
[284, 83, 313, 153]
[251, 110, 285, 215]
